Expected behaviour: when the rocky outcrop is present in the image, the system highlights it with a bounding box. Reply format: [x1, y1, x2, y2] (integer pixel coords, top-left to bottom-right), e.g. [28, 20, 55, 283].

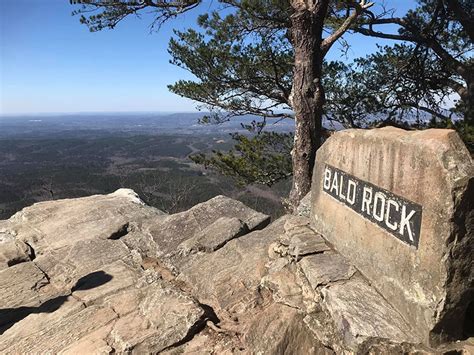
[311, 128, 474, 346]
[0, 189, 472, 354]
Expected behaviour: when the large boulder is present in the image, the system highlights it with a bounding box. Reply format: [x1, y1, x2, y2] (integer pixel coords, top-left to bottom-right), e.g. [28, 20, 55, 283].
[310, 127, 473, 345]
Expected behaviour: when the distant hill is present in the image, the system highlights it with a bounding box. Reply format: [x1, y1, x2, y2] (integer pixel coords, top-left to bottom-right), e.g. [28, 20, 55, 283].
[1, 109, 451, 139]
[0, 112, 296, 138]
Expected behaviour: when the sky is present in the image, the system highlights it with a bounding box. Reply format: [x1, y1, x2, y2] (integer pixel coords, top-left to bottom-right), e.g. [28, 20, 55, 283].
[0, 0, 417, 115]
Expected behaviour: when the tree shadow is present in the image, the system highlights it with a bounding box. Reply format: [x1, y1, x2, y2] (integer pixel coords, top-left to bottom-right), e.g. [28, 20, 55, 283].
[0, 270, 113, 335]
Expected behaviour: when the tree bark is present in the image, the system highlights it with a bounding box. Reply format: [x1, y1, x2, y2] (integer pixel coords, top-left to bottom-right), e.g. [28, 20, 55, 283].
[288, 0, 328, 209]
[465, 76, 473, 125]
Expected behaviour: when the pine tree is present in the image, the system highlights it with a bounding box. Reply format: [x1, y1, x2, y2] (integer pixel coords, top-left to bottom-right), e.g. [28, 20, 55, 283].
[71, 0, 374, 209]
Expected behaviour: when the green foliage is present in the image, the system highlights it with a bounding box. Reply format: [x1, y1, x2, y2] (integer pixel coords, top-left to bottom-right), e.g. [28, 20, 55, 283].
[353, 0, 473, 123]
[70, 0, 201, 32]
[323, 60, 379, 128]
[168, 1, 293, 120]
[0, 132, 290, 219]
[323, 44, 460, 127]
[323, 0, 473, 150]
[190, 131, 293, 186]
[70, 0, 474, 182]
[357, 44, 457, 119]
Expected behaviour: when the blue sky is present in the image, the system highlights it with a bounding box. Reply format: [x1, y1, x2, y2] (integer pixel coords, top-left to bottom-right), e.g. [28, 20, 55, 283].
[0, 0, 416, 115]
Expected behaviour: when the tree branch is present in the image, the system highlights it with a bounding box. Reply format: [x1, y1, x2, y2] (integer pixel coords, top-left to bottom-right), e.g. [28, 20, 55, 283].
[354, 10, 470, 82]
[321, 0, 374, 54]
[445, 0, 474, 41]
[447, 79, 468, 99]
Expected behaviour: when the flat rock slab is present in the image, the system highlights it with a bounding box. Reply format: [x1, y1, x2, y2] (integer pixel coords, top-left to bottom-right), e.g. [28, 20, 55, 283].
[1, 303, 118, 354]
[189, 195, 270, 231]
[299, 252, 356, 289]
[243, 303, 330, 355]
[36, 238, 133, 290]
[176, 216, 288, 313]
[1, 188, 165, 255]
[0, 191, 275, 354]
[149, 195, 270, 257]
[178, 217, 249, 254]
[0, 262, 48, 310]
[72, 261, 139, 306]
[1, 295, 86, 346]
[287, 233, 330, 258]
[0, 189, 468, 354]
[104, 280, 205, 353]
[321, 278, 417, 349]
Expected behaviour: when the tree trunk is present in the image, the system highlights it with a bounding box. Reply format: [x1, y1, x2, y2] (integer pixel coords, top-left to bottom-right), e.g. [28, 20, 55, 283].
[454, 73, 473, 126]
[465, 77, 473, 126]
[288, 0, 328, 209]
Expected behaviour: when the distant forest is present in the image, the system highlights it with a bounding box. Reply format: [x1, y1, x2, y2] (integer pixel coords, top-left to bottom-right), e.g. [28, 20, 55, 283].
[0, 115, 291, 220]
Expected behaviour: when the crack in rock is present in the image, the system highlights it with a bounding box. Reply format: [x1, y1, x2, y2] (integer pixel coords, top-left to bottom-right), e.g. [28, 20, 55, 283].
[159, 302, 221, 352]
[108, 223, 130, 240]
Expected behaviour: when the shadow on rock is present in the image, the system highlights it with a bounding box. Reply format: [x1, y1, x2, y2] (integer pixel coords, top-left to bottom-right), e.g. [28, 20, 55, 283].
[0, 270, 113, 335]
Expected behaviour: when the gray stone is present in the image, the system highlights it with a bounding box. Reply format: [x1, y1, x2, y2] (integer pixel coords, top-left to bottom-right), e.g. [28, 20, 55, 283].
[72, 261, 140, 306]
[178, 217, 249, 254]
[4, 188, 165, 255]
[105, 280, 205, 353]
[35, 238, 133, 290]
[1, 304, 119, 354]
[120, 224, 161, 259]
[149, 195, 270, 257]
[299, 252, 356, 289]
[0, 232, 32, 270]
[0, 189, 469, 354]
[190, 195, 270, 231]
[176, 216, 289, 314]
[296, 192, 312, 217]
[321, 278, 417, 350]
[279, 215, 312, 247]
[0, 262, 49, 310]
[311, 127, 474, 345]
[288, 233, 330, 258]
[261, 262, 306, 310]
[243, 303, 332, 354]
[0, 192, 277, 354]
[283, 215, 311, 234]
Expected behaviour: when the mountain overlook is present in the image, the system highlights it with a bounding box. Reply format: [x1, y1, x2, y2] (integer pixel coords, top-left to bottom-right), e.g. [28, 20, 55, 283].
[1, 127, 472, 354]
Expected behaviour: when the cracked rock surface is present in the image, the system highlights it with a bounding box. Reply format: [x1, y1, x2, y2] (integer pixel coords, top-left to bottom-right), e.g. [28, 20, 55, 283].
[0, 189, 471, 354]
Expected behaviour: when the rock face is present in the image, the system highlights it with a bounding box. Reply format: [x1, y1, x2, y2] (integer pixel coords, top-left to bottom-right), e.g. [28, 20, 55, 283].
[0, 188, 472, 353]
[310, 127, 474, 346]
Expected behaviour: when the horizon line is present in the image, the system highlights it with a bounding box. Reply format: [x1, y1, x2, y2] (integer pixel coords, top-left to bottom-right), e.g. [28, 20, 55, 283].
[0, 110, 205, 117]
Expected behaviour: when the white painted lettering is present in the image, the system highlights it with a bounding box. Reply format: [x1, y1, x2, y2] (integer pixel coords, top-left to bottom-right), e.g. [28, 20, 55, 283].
[385, 199, 399, 231]
[339, 174, 346, 201]
[322, 164, 421, 248]
[373, 192, 386, 222]
[399, 206, 416, 242]
[347, 180, 357, 205]
[323, 167, 331, 190]
[362, 187, 372, 215]
[330, 172, 339, 194]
